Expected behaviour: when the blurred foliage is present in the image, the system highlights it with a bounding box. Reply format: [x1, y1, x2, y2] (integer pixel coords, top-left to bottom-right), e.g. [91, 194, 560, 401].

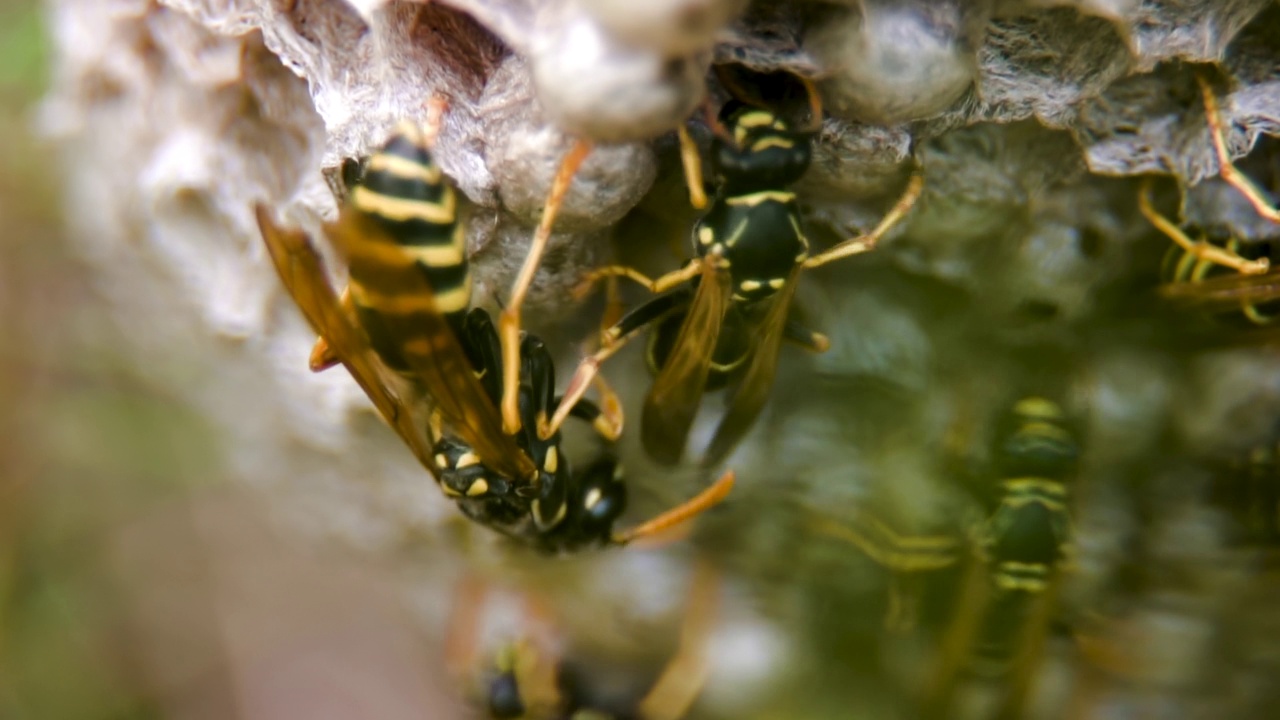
[0, 2, 222, 717]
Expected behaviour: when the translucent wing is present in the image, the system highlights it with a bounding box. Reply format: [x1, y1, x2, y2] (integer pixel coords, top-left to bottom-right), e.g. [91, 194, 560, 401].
[324, 207, 537, 479]
[255, 205, 438, 474]
[641, 258, 732, 466]
[700, 267, 801, 468]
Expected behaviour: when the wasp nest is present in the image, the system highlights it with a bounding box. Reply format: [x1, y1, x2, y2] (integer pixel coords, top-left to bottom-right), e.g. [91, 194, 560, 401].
[41, 0, 1280, 718]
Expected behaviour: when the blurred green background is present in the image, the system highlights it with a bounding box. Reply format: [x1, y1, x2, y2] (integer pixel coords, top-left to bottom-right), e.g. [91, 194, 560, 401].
[0, 2, 219, 716]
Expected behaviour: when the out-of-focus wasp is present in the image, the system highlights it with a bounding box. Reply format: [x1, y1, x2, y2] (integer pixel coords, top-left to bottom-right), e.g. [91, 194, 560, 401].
[1141, 71, 1280, 330]
[926, 396, 1078, 719]
[255, 100, 733, 552]
[480, 563, 719, 720]
[811, 508, 964, 633]
[545, 77, 925, 466]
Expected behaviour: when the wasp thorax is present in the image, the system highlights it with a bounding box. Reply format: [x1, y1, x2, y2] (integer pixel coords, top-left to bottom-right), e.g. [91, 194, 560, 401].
[713, 104, 812, 193]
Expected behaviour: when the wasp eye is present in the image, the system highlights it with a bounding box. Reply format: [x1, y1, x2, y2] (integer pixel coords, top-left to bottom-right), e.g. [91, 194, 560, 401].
[577, 460, 627, 538]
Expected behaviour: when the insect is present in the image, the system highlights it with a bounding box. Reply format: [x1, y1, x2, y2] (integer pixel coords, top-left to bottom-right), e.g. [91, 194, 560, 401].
[1141, 71, 1280, 329]
[810, 508, 964, 633]
[545, 91, 926, 467]
[255, 103, 733, 552]
[479, 563, 719, 720]
[926, 396, 1078, 718]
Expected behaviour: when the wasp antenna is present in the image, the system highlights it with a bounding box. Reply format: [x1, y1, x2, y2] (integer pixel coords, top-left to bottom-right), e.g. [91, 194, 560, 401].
[701, 96, 734, 145]
[612, 470, 735, 545]
[677, 124, 708, 210]
[798, 75, 823, 134]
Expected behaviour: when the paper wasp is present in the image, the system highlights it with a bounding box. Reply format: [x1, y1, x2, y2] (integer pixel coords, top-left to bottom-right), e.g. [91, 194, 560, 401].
[480, 563, 718, 720]
[926, 396, 1078, 718]
[1141, 71, 1280, 329]
[546, 83, 925, 467]
[255, 103, 733, 552]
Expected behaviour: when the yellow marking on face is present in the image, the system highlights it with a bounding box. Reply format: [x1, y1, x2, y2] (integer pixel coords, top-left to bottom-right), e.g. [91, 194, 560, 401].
[1015, 397, 1065, 421]
[583, 487, 602, 511]
[698, 226, 715, 246]
[739, 279, 762, 293]
[767, 278, 786, 289]
[351, 185, 456, 224]
[456, 452, 481, 468]
[434, 453, 449, 467]
[727, 190, 795, 207]
[365, 151, 443, 185]
[466, 478, 489, 496]
[751, 136, 795, 152]
[543, 446, 558, 474]
[441, 485, 462, 497]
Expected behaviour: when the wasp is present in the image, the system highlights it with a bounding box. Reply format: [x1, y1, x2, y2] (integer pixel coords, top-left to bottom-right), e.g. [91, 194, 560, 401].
[811, 507, 964, 633]
[255, 103, 733, 552]
[481, 563, 719, 720]
[1141, 71, 1280, 330]
[545, 90, 925, 467]
[926, 396, 1078, 718]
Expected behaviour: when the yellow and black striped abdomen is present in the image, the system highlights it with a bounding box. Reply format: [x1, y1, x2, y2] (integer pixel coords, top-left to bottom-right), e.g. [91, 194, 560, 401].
[344, 123, 473, 374]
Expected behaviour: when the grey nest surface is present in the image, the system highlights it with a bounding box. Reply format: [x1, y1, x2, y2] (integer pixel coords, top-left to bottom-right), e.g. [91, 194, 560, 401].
[41, 0, 1280, 718]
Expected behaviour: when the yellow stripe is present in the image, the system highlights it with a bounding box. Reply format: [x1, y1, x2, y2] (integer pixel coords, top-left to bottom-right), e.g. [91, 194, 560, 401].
[365, 151, 443, 185]
[1014, 396, 1064, 421]
[727, 190, 795, 207]
[347, 235, 465, 271]
[352, 185, 456, 224]
[1002, 478, 1067, 495]
[1017, 420, 1073, 442]
[751, 136, 795, 152]
[736, 110, 776, 128]
[350, 282, 439, 315]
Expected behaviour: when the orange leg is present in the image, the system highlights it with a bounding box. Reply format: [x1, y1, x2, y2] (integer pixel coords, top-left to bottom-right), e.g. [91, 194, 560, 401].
[1197, 72, 1280, 224]
[499, 139, 594, 434]
[804, 173, 924, 269]
[1138, 176, 1268, 275]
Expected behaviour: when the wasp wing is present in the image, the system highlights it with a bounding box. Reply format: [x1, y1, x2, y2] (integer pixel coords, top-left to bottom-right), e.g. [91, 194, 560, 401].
[324, 207, 537, 479]
[641, 258, 732, 466]
[700, 267, 801, 469]
[255, 205, 439, 474]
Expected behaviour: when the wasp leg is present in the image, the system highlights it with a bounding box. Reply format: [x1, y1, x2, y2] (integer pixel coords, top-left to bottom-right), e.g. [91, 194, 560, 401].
[500, 138, 595, 434]
[804, 173, 925, 270]
[612, 469, 735, 545]
[573, 258, 704, 301]
[798, 74, 824, 133]
[677, 124, 708, 210]
[636, 559, 720, 720]
[921, 557, 989, 718]
[551, 395, 622, 444]
[542, 289, 691, 439]
[307, 285, 354, 372]
[1138, 177, 1269, 274]
[783, 318, 830, 352]
[1198, 72, 1280, 224]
